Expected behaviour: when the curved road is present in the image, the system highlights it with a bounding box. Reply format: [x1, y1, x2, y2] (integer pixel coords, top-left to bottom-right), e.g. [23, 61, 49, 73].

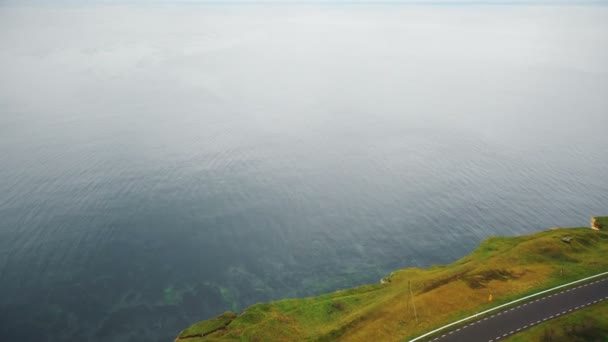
[425, 277, 608, 342]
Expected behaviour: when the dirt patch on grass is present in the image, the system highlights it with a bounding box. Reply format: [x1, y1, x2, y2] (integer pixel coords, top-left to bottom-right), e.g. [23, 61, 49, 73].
[328, 301, 346, 313]
[540, 317, 608, 342]
[462, 269, 521, 289]
[537, 246, 579, 263]
[420, 271, 469, 293]
[420, 268, 522, 292]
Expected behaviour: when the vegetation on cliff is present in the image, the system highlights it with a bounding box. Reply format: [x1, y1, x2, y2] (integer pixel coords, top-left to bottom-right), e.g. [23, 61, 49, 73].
[177, 218, 608, 342]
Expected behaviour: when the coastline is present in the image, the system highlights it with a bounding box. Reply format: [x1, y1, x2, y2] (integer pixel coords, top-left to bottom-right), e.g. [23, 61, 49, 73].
[176, 217, 607, 341]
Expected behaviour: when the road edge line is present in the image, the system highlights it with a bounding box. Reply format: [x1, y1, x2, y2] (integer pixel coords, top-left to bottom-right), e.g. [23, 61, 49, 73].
[408, 270, 608, 342]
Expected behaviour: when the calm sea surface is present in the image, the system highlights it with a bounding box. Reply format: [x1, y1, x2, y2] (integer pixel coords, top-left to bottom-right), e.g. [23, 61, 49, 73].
[1, 4, 607, 341]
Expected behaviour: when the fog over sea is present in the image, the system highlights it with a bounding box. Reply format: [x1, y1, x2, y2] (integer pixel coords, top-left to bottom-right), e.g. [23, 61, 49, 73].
[1, 3, 607, 341]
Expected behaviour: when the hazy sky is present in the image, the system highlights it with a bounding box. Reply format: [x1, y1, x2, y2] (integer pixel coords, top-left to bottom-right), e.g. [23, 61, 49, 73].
[2, 4, 607, 142]
[2, 0, 608, 5]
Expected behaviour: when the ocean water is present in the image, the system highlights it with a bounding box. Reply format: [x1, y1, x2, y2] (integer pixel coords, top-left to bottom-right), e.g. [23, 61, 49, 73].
[1, 4, 607, 342]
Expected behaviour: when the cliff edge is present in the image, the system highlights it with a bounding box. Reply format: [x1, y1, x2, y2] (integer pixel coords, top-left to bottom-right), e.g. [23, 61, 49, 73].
[177, 217, 608, 342]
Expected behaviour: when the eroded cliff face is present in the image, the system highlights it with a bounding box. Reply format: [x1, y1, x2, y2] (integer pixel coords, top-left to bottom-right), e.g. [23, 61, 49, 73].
[591, 216, 606, 231]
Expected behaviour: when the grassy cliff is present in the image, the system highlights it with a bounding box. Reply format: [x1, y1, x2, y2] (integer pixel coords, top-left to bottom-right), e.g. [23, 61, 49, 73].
[176, 217, 608, 342]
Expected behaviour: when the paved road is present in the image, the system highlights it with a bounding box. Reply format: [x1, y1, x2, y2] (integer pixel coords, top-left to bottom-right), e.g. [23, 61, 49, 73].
[427, 277, 608, 342]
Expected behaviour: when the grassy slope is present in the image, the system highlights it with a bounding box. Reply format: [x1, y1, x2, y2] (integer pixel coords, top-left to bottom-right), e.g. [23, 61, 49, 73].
[176, 220, 608, 342]
[506, 300, 608, 342]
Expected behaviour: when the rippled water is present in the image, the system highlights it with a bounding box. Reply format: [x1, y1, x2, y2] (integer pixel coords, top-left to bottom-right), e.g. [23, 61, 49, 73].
[1, 4, 607, 342]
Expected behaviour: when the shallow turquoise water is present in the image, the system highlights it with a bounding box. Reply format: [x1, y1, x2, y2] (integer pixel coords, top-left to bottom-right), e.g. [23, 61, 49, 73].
[1, 4, 607, 342]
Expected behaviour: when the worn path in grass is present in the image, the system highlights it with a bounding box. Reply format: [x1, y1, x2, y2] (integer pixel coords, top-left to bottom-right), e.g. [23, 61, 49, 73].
[428, 277, 608, 342]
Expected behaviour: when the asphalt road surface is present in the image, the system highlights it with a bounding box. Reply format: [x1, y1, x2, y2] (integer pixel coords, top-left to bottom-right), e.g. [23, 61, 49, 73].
[427, 277, 608, 342]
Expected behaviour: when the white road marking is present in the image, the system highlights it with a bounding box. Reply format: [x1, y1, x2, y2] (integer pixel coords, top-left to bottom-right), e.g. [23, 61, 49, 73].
[409, 272, 608, 342]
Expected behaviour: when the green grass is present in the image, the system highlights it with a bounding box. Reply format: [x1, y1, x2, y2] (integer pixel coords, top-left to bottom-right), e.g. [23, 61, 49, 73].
[175, 217, 608, 342]
[177, 312, 236, 339]
[506, 300, 608, 342]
